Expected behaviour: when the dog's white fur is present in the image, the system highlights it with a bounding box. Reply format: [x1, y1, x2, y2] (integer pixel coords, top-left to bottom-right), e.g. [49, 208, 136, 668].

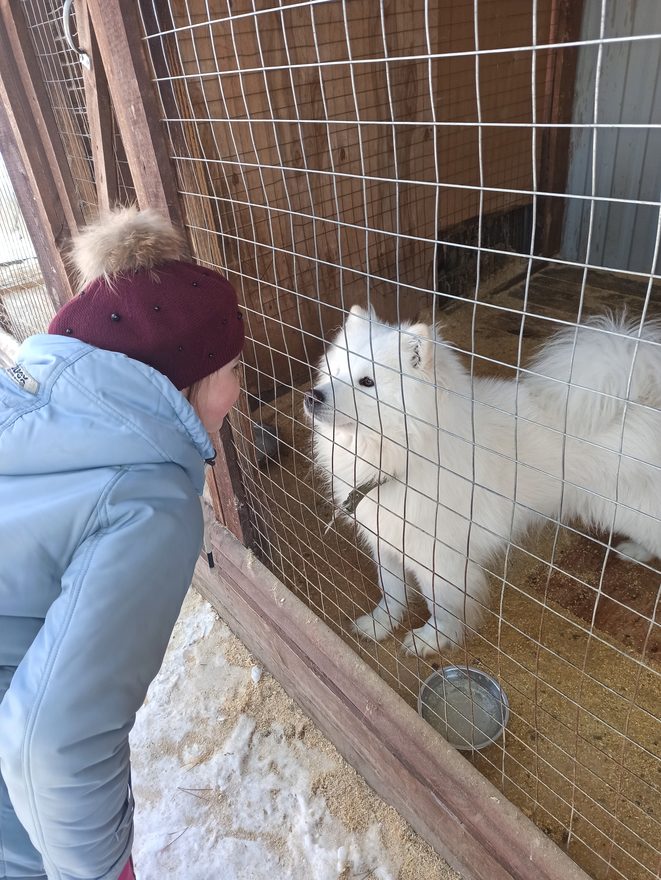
[306, 307, 661, 657]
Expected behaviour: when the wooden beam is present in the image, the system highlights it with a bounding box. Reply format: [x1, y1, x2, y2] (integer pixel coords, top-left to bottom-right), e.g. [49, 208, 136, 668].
[77, 1, 118, 214]
[0, 0, 83, 238]
[0, 106, 65, 312]
[0, 20, 73, 310]
[87, 0, 250, 547]
[539, 0, 585, 257]
[195, 521, 592, 880]
[85, 0, 183, 223]
[205, 420, 252, 546]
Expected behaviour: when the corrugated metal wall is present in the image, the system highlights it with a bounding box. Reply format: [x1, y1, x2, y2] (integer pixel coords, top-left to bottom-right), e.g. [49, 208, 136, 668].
[561, 0, 661, 274]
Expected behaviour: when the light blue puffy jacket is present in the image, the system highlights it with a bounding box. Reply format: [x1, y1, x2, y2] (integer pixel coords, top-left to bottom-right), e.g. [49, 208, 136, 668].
[0, 335, 215, 880]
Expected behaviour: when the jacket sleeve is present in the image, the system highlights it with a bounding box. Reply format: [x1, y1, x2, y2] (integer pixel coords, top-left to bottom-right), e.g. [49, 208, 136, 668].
[0, 465, 203, 880]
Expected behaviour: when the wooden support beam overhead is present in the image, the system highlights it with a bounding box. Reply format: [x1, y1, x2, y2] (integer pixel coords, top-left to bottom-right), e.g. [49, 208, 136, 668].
[77, 1, 118, 214]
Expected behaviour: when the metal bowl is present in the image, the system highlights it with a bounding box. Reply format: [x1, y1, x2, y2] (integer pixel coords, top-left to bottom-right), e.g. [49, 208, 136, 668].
[418, 665, 510, 751]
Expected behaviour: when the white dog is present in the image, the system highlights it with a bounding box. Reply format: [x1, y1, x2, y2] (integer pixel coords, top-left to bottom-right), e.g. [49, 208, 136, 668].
[305, 306, 661, 657]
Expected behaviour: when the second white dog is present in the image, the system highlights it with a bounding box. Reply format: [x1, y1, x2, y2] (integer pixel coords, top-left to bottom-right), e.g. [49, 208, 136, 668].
[304, 307, 661, 657]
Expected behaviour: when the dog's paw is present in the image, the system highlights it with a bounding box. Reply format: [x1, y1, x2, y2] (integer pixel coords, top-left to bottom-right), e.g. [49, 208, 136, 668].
[353, 608, 397, 642]
[402, 624, 447, 658]
[401, 619, 463, 658]
[615, 540, 653, 564]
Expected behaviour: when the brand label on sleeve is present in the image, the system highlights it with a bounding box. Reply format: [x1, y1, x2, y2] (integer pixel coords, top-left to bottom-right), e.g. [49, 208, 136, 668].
[4, 363, 39, 394]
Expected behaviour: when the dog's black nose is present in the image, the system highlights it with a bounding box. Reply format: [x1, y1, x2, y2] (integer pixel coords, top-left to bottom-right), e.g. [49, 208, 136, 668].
[304, 388, 325, 412]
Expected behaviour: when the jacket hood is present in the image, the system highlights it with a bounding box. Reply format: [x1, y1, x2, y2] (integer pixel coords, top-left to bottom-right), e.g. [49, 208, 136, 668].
[0, 335, 215, 493]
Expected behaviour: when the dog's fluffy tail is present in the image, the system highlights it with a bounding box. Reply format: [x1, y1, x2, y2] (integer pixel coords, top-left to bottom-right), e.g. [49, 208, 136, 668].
[70, 206, 184, 289]
[527, 313, 661, 431]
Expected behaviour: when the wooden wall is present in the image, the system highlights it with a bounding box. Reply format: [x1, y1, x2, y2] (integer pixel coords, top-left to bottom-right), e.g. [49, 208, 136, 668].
[143, 0, 557, 394]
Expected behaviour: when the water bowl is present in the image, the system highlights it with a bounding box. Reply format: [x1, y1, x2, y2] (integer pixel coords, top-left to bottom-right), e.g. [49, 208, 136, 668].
[418, 665, 510, 751]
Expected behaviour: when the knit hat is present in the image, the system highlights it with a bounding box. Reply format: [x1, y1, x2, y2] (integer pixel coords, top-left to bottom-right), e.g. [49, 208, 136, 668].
[48, 207, 244, 390]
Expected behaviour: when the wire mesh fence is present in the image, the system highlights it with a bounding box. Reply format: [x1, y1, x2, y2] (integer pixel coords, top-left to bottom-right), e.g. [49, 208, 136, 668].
[18, 0, 137, 220]
[139, 2, 660, 879]
[0, 0, 139, 341]
[20, 0, 98, 220]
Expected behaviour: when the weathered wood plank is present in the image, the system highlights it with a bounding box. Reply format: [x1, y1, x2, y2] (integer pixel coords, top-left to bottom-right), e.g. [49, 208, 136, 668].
[206, 420, 251, 545]
[0, 14, 73, 310]
[195, 520, 591, 880]
[77, 1, 118, 214]
[539, 0, 585, 256]
[0, 0, 84, 238]
[86, 0, 183, 222]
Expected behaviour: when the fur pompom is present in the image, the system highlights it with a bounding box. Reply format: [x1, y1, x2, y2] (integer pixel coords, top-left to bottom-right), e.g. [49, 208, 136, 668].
[70, 206, 184, 289]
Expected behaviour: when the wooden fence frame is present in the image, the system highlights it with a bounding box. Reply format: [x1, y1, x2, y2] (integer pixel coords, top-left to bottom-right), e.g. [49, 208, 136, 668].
[0, 2, 591, 878]
[538, 0, 585, 257]
[196, 514, 591, 880]
[0, 0, 79, 309]
[76, 0, 118, 214]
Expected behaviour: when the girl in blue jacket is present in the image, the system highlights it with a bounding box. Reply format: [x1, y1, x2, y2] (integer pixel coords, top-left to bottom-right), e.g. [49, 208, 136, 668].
[0, 208, 245, 880]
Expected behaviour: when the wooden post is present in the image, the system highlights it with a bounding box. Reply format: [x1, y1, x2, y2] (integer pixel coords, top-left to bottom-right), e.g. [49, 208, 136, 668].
[77, 1, 118, 214]
[539, 0, 585, 257]
[85, 0, 183, 223]
[0, 0, 84, 239]
[86, 0, 251, 546]
[205, 420, 253, 543]
[0, 12, 74, 310]
[137, 2, 236, 278]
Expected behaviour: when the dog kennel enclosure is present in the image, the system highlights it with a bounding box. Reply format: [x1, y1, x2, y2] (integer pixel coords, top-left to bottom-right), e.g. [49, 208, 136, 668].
[1, 2, 659, 879]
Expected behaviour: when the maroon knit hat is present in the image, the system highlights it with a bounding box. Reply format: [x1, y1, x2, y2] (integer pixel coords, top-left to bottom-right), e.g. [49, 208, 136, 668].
[48, 208, 244, 390]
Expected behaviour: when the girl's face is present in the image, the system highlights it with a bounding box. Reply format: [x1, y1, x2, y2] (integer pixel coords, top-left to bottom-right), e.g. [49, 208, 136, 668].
[185, 356, 242, 433]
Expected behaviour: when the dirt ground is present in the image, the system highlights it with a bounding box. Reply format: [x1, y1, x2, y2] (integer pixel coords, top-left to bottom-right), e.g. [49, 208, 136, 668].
[239, 266, 660, 880]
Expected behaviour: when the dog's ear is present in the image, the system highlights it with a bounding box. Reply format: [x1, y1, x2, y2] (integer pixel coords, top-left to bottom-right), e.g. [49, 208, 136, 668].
[348, 303, 377, 322]
[406, 323, 434, 372]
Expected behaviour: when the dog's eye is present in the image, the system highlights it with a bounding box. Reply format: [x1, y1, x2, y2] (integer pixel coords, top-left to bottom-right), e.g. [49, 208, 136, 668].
[359, 377, 375, 388]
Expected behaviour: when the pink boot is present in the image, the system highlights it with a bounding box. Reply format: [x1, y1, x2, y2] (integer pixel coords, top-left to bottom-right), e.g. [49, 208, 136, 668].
[118, 858, 135, 880]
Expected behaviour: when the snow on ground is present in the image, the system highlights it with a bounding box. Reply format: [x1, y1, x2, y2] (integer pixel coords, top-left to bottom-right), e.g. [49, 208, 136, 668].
[130, 588, 462, 880]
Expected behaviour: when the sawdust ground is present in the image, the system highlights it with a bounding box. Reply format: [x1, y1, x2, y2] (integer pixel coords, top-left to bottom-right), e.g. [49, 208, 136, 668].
[196, 590, 463, 880]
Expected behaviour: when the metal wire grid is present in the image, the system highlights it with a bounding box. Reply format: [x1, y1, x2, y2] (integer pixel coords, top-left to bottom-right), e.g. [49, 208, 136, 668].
[111, 112, 137, 208]
[20, 0, 97, 220]
[19, 0, 137, 220]
[0, 153, 55, 341]
[139, 2, 660, 878]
